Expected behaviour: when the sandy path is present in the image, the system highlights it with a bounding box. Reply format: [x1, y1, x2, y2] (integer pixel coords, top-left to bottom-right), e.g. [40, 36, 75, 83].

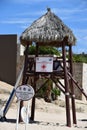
[0, 81, 87, 130]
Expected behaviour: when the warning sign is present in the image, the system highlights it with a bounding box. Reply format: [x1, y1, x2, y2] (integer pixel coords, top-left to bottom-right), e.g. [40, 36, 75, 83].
[15, 85, 34, 101]
[36, 57, 53, 72]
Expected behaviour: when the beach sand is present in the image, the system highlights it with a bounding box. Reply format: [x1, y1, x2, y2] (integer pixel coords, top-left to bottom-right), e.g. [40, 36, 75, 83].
[0, 81, 87, 130]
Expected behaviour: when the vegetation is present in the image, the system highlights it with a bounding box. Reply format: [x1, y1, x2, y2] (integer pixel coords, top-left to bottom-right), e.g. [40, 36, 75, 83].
[51, 87, 61, 100]
[72, 53, 87, 63]
[28, 45, 87, 63]
[28, 45, 60, 56]
[52, 87, 61, 96]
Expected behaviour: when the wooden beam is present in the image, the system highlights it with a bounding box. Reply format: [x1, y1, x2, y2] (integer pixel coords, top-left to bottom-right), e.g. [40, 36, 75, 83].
[51, 77, 65, 94]
[68, 72, 87, 99]
[35, 79, 49, 94]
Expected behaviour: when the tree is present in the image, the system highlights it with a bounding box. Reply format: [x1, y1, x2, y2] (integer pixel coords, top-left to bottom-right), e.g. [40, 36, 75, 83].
[72, 54, 87, 63]
[28, 45, 60, 56]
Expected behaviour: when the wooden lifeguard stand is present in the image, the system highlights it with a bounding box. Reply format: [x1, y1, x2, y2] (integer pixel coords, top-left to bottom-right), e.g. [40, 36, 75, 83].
[20, 8, 87, 127]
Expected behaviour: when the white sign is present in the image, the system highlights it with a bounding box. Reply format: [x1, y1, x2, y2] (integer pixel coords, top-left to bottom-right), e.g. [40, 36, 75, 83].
[15, 85, 34, 101]
[36, 57, 53, 72]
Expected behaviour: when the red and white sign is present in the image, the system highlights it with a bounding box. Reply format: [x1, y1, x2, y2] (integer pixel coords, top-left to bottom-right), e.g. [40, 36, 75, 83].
[36, 57, 53, 72]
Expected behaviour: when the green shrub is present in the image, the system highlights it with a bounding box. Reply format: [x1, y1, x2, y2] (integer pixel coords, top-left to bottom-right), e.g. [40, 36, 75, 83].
[51, 87, 61, 100]
[52, 87, 61, 96]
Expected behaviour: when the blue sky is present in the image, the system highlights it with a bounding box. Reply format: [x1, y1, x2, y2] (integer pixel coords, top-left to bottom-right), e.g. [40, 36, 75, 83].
[0, 0, 87, 53]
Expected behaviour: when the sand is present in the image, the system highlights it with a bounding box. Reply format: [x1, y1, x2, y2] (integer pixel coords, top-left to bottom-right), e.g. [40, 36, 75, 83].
[0, 81, 87, 130]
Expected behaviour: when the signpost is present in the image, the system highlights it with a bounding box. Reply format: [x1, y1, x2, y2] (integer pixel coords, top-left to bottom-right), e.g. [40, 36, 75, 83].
[15, 84, 34, 130]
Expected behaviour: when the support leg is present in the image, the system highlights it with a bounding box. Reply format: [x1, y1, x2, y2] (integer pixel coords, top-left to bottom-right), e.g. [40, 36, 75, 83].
[69, 45, 77, 124]
[62, 43, 71, 127]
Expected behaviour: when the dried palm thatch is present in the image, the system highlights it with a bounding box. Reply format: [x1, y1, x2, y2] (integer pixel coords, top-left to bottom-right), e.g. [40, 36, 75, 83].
[20, 8, 76, 47]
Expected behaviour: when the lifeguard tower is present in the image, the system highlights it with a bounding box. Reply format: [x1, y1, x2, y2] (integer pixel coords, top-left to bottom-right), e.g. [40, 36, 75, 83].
[20, 8, 87, 127]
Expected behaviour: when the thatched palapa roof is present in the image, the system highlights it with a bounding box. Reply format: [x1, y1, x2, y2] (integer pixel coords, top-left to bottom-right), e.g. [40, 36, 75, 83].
[20, 8, 76, 47]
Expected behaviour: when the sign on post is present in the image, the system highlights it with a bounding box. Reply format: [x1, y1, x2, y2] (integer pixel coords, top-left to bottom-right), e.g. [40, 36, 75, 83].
[15, 85, 34, 130]
[15, 84, 34, 101]
[36, 57, 53, 72]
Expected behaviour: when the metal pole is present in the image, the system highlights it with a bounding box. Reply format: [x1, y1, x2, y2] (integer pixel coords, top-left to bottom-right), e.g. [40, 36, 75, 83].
[16, 100, 21, 130]
[25, 101, 30, 130]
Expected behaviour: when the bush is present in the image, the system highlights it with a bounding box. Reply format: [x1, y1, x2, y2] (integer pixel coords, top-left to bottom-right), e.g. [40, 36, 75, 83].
[72, 54, 87, 63]
[51, 87, 61, 100]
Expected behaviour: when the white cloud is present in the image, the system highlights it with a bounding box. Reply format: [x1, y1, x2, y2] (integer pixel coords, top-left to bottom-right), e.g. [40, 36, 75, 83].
[71, 28, 87, 48]
[52, 7, 87, 23]
[16, 10, 45, 17]
[20, 25, 29, 29]
[73, 47, 87, 54]
[0, 18, 34, 24]
[83, 36, 87, 41]
[53, 7, 87, 15]
[74, 29, 87, 37]
[12, 0, 57, 4]
[75, 28, 87, 32]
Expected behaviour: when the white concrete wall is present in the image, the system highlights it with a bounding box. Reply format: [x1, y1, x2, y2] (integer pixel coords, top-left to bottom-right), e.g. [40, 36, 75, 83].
[73, 63, 87, 101]
[82, 63, 87, 100]
[20, 44, 25, 56]
[73, 63, 83, 100]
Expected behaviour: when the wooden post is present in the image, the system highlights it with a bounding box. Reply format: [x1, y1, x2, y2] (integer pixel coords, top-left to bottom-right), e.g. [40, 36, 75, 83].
[31, 43, 39, 120]
[69, 45, 77, 124]
[30, 76, 37, 120]
[22, 44, 29, 84]
[19, 44, 29, 122]
[62, 43, 71, 127]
